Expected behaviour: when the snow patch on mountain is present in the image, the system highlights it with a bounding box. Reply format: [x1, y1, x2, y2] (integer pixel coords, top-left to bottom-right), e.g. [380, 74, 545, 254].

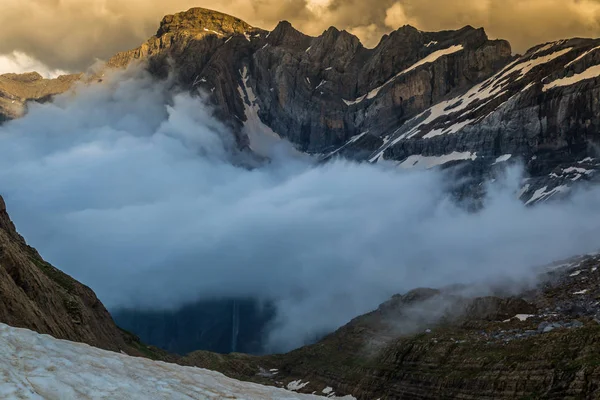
[493, 154, 513, 164]
[423, 118, 475, 139]
[0, 323, 351, 400]
[365, 46, 576, 158]
[402, 45, 465, 76]
[543, 64, 600, 91]
[288, 380, 310, 391]
[343, 45, 464, 105]
[238, 66, 295, 158]
[398, 151, 477, 169]
[526, 185, 570, 205]
[343, 95, 366, 106]
[500, 47, 573, 82]
[323, 131, 369, 158]
[565, 45, 600, 67]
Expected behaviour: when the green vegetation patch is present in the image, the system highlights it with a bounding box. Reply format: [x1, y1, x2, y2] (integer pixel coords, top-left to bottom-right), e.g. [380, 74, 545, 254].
[29, 256, 76, 293]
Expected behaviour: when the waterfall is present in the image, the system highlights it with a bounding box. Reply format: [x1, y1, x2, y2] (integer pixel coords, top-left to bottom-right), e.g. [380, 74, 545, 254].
[230, 300, 240, 352]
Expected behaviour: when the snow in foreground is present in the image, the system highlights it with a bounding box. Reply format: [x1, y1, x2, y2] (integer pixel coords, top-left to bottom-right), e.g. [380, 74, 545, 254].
[0, 323, 351, 400]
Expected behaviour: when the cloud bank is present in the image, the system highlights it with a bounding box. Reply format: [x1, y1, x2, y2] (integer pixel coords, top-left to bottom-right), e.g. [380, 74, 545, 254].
[0, 68, 600, 351]
[0, 51, 69, 78]
[3, 0, 600, 72]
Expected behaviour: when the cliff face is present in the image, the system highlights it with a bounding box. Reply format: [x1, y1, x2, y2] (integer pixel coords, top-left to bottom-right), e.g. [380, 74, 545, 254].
[247, 23, 511, 153]
[349, 38, 600, 205]
[107, 8, 511, 154]
[113, 299, 275, 356]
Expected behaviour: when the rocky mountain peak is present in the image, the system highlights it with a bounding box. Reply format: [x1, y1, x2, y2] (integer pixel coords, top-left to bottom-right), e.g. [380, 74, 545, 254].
[319, 26, 362, 50]
[393, 24, 421, 36]
[156, 7, 255, 38]
[266, 20, 312, 48]
[459, 25, 491, 47]
[304, 26, 364, 67]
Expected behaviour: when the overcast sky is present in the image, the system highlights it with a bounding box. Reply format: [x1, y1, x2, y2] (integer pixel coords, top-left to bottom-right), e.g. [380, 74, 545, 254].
[1, 0, 600, 74]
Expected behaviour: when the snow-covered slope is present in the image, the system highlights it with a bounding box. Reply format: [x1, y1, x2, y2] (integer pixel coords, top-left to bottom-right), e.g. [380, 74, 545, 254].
[0, 323, 353, 400]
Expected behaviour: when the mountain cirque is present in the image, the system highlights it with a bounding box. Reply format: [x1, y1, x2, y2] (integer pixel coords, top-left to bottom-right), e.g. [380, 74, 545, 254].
[3, 7, 600, 400]
[107, 8, 511, 156]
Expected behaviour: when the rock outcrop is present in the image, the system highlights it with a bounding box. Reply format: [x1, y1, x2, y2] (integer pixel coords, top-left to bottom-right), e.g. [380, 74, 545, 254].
[0, 72, 80, 121]
[259, 254, 600, 399]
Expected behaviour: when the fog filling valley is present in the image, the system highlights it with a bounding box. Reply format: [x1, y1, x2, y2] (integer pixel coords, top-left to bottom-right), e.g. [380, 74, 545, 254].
[1, 68, 600, 352]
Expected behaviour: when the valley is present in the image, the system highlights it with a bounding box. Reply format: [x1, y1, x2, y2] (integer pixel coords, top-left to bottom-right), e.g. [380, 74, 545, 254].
[1, 5, 600, 399]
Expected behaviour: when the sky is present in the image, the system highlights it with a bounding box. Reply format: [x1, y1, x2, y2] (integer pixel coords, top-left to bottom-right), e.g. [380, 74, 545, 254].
[1, 67, 600, 351]
[1, 0, 600, 75]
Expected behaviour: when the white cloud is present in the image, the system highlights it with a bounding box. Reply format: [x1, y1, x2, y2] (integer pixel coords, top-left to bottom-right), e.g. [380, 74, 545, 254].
[305, 0, 333, 13]
[0, 51, 69, 78]
[384, 3, 412, 28]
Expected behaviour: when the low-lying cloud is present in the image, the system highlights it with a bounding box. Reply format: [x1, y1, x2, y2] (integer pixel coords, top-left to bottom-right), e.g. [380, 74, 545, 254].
[0, 51, 69, 78]
[0, 68, 600, 351]
[3, 0, 600, 73]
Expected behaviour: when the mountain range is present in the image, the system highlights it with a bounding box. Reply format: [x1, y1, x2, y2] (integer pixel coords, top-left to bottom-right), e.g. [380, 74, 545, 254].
[1, 6, 600, 399]
[3, 8, 599, 204]
[101, 7, 600, 203]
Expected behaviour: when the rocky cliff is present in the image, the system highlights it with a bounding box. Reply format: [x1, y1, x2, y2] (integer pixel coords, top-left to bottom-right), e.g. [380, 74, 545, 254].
[107, 8, 511, 154]
[348, 38, 600, 205]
